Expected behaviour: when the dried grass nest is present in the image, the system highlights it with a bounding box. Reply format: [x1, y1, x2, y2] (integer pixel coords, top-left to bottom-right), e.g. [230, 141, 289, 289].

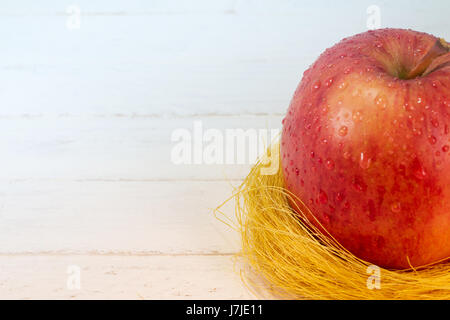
[215, 142, 450, 300]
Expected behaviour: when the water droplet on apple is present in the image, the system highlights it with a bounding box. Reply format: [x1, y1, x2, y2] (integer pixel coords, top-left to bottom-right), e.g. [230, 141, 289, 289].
[338, 82, 348, 90]
[375, 95, 387, 109]
[310, 151, 315, 158]
[344, 67, 352, 74]
[414, 129, 423, 136]
[374, 41, 383, 48]
[338, 126, 348, 137]
[318, 190, 328, 204]
[359, 152, 371, 169]
[353, 176, 367, 192]
[413, 161, 427, 180]
[325, 77, 334, 87]
[403, 103, 414, 112]
[295, 168, 300, 176]
[352, 111, 363, 122]
[322, 213, 331, 224]
[443, 145, 449, 152]
[312, 80, 321, 90]
[431, 119, 439, 128]
[325, 159, 335, 170]
[390, 202, 401, 213]
[428, 135, 437, 145]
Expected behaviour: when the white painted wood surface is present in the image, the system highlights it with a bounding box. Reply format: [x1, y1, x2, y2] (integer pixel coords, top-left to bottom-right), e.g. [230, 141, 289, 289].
[0, 0, 449, 299]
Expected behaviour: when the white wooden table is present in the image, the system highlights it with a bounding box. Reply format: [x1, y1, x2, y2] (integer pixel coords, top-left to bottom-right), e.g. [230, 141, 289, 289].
[0, 0, 448, 299]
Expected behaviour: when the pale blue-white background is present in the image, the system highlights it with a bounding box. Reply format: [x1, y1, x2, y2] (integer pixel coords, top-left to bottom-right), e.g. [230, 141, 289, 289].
[0, 0, 448, 299]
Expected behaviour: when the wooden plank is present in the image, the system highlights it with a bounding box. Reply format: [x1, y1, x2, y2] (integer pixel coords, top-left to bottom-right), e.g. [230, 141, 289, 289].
[0, 180, 242, 254]
[2, 2, 449, 117]
[0, 115, 282, 180]
[2, 2, 447, 117]
[2, 3, 448, 116]
[0, 255, 256, 299]
[0, 14, 309, 116]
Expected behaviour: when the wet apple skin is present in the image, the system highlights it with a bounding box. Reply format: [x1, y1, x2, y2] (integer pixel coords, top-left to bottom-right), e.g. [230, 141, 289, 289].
[281, 29, 450, 269]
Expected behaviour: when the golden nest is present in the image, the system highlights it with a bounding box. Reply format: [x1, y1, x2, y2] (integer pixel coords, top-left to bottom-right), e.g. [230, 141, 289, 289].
[215, 142, 450, 300]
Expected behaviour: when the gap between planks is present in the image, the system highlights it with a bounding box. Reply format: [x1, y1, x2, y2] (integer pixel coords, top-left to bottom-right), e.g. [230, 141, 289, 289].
[0, 252, 237, 257]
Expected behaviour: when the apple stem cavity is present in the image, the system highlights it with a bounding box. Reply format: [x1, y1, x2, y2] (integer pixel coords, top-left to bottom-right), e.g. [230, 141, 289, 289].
[406, 38, 450, 79]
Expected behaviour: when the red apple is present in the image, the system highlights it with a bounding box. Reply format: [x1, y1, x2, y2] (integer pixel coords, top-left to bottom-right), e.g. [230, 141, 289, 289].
[281, 28, 450, 269]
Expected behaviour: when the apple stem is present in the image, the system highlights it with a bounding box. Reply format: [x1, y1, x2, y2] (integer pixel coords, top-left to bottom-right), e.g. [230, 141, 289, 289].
[405, 38, 449, 79]
[440, 38, 450, 50]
